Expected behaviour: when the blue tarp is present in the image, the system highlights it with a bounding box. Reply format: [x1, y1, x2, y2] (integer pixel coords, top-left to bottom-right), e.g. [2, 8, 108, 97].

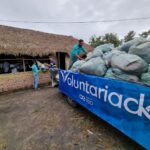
[59, 70, 150, 149]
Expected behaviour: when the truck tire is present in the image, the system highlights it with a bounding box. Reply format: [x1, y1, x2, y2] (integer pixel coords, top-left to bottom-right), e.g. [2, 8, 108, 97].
[66, 97, 78, 107]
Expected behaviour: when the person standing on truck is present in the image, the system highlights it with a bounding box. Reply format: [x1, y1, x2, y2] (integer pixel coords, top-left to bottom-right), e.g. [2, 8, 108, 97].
[31, 60, 40, 90]
[69, 39, 87, 69]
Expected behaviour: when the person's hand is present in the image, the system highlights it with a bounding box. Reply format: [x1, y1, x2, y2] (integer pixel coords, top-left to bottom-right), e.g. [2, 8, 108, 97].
[76, 55, 81, 60]
[79, 52, 87, 59]
[79, 57, 83, 60]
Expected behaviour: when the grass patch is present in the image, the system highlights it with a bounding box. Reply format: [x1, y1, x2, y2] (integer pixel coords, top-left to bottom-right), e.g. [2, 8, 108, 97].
[32, 108, 39, 113]
[0, 139, 7, 150]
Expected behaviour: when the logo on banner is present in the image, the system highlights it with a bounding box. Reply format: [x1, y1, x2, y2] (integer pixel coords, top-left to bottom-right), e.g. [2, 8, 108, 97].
[60, 70, 150, 120]
[79, 94, 93, 105]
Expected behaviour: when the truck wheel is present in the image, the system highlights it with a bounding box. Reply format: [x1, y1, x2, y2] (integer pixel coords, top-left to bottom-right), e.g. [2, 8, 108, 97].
[66, 97, 78, 107]
[60, 92, 66, 98]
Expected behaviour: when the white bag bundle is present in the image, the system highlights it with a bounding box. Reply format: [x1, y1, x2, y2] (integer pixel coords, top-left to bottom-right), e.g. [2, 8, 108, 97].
[141, 64, 150, 86]
[103, 50, 125, 66]
[129, 41, 150, 63]
[85, 52, 93, 61]
[105, 68, 139, 82]
[79, 57, 107, 76]
[94, 43, 114, 53]
[119, 37, 146, 52]
[89, 43, 114, 59]
[110, 53, 148, 75]
[71, 60, 86, 72]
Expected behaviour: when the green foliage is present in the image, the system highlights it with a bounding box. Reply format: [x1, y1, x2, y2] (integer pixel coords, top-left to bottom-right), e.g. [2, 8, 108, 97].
[89, 33, 121, 48]
[32, 108, 39, 113]
[89, 30, 150, 48]
[139, 29, 150, 38]
[89, 35, 105, 48]
[103, 33, 121, 47]
[0, 139, 7, 150]
[124, 31, 136, 42]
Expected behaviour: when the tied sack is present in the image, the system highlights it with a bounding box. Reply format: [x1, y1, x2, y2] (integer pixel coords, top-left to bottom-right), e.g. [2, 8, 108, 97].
[79, 57, 107, 76]
[105, 68, 139, 82]
[71, 60, 85, 72]
[119, 37, 146, 52]
[141, 64, 150, 86]
[90, 43, 114, 59]
[103, 50, 125, 66]
[110, 53, 148, 75]
[129, 41, 150, 64]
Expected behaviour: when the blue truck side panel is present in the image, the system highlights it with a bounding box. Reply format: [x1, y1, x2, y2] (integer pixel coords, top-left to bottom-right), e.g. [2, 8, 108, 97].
[59, 70, 150, 149]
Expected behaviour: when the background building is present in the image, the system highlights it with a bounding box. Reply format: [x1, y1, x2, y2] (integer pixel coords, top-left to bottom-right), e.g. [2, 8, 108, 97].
[0, 25, 92, 93]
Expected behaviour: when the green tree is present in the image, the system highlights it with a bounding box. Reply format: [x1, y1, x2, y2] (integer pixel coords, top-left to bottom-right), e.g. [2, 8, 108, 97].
[89, 35, 105, 48]
[139, 29, 150, 38]
[124, 31, 136, 42]
[103, 33, 121, 47]
[89, 33, 121, 48]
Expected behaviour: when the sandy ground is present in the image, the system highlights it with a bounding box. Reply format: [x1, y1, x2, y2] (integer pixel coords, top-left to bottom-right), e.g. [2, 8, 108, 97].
[0, 87, 144, 150]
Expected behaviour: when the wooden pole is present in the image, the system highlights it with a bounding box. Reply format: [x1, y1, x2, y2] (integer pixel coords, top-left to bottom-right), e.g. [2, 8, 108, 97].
[58, 52, 60, 69]
[56, 52, 60, 69]
[23, 58, 26, 72]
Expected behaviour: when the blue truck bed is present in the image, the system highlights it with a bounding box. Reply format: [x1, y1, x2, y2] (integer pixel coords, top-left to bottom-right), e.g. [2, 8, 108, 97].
[59, 70, 150, 149]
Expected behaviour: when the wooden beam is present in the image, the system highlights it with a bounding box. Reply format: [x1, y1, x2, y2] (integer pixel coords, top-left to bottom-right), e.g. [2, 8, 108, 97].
[0, 59, 49, 60]
[58, 52, 60, 69]
[22, 58, 26, 72]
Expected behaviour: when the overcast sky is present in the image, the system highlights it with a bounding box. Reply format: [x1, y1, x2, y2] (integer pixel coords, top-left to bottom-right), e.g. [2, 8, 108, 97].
[0, 0, 150, 42]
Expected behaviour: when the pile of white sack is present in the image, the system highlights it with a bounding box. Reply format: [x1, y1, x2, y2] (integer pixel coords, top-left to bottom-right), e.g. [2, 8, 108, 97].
[70, 38, 150, 86]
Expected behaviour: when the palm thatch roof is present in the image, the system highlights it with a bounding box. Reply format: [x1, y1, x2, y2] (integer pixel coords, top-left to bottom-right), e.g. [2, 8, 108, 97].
[0, 25, 93, 57]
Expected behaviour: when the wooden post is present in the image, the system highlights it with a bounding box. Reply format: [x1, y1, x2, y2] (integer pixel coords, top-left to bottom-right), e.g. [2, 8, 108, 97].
[58, 52, 60, 69]
[57, 52, 60, 69]
[23, 58, 26, 72]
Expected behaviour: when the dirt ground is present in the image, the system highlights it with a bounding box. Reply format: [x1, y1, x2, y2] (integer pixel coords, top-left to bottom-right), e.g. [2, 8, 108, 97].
[0, 87, 144, 150]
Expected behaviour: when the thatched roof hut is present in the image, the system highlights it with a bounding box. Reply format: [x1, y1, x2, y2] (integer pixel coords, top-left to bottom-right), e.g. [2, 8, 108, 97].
[0, 25, 93, 57]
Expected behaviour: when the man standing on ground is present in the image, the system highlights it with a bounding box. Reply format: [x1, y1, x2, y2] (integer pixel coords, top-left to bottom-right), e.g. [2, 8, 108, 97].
[31, 60, 40, 90]
[46, 57, 58, 87]
[69, 39, 87, 69]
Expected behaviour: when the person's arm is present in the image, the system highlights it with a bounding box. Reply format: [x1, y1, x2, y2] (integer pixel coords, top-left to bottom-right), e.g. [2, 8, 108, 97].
[72, 49, 83, 60]
[78, 47, 87, 59]
[37, 66, 41, 72]
[75, 54, 83, 60]
[79, 52, 86, 58]
[32, 65, 40, 73]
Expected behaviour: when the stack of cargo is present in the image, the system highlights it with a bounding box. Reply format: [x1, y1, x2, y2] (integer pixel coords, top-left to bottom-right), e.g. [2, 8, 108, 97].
[71, 38, 150, 86]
